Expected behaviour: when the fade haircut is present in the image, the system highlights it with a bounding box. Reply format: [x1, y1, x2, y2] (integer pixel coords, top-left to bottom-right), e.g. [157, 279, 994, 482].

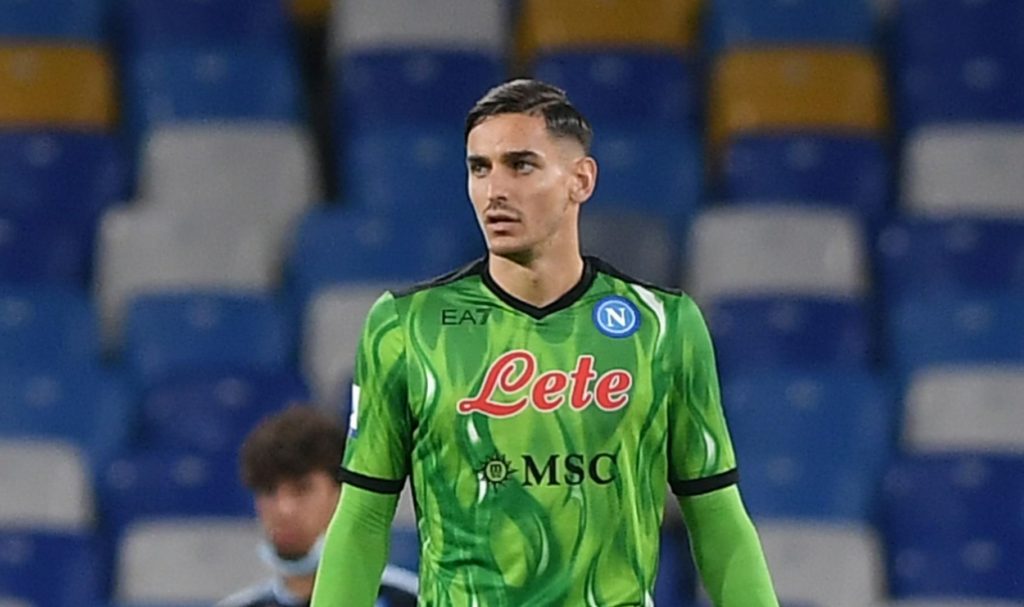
[465, 78, 593, 153]
[240, 405, 346, 493]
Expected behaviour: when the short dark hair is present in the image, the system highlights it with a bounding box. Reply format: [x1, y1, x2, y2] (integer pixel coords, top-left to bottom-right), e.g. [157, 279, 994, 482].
[465, 78, 593, 153]
[240, 405, 346, 493]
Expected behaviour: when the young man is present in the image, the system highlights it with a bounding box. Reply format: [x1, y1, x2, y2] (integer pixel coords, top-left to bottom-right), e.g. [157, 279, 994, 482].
[219, 405, 417, 607]
[312, 79, 778, 606]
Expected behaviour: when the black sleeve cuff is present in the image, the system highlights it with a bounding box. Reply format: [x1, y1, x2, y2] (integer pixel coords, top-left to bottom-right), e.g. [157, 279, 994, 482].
[671, 468, 739, 497]
[339, 467, 405, 494]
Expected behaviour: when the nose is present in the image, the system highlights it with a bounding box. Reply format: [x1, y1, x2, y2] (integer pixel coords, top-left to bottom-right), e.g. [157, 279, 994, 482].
[485, 168, 510, 205]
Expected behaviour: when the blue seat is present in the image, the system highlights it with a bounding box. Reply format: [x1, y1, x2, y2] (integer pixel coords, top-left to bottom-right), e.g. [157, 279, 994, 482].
[706, 296, 874, 374]
[98, 449, 253, 542]
[894, 0, 1024, 64]
[289, 207, 482, 306]
[334, 49, 502, 135]
[723, 370, 895, 521]
[705, 0, 874, 54]
[0, 285, 98, 367]
[587, 128, 703, 218]
[141, 369, 309, 454]
[0, 531, 102, 607]
[0, 132, 125, 222]
[886, 293, 1024, 372]
[0, 365, 132, 466]
[0, 0, 104, 42]
[896, 54, 1024, 132]
[654, 527, 696, 606]
[342, 126, 469, 213]
[388, 525, 419, 573]
[881, 454, 1024, 600]
[124, 292, 292, 385]
[0, 214, 92, 287]
[721, 135, 890, 219]
[876, 218, 1024, 301]
[118, 0, 291, 52]
[532, 50, 698, 130]
[125, 47, 303, 139]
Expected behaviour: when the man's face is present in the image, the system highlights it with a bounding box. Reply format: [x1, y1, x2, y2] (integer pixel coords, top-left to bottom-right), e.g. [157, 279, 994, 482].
[255, 471, 340, 559]
[466, 113, 593, 261]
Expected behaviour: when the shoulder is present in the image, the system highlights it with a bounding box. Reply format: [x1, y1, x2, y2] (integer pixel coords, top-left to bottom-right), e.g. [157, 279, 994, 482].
[588, 256, 684, 298]
[216, 581, 276, 607]
[391, 257, 487, 300]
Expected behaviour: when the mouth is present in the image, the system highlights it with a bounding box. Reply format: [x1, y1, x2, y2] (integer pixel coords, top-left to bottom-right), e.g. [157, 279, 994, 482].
[485, 210, 521, 228]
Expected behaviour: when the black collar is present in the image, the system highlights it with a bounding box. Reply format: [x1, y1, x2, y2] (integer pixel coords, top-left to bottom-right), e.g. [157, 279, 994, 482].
[480, 256, 597, 320]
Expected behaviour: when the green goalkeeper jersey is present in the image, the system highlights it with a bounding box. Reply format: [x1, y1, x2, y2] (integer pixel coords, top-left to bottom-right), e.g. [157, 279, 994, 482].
[340, 256, 738, 607]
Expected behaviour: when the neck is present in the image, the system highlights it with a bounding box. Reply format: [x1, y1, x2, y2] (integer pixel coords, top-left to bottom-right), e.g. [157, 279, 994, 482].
[487, 251, 585, 309]
[283, 574, 315, 601]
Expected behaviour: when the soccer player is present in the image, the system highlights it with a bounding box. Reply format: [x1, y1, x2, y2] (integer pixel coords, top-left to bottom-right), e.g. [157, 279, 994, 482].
[312, 79, 778, 606]
[219, 405, 417, 607]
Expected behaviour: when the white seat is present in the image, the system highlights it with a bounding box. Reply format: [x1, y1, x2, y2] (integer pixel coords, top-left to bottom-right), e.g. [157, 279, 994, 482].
[688, 205, 868, 300]
[331, 0, 507, 55]
[904, 125, 1024, 218]
[0, 439, 92, 531]
[139, 124, 318, 245]
[116, 517, 268, 603]
[581, 211, 679, 288]
[758, 520, 885, 607]
[905, 365, 1024, 453]
[0, 598, 31, 607]
[303, 285, 389, 404]
[95, 206, 276, 349]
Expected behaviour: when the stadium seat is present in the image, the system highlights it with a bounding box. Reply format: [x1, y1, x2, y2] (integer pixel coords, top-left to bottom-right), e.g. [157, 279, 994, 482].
[0, 597, 30, 607]
[580, 210, 682, 289]
[0, 286, 97, 367]
[532, 50, 698, 130]
[687, 205, 868, 301]
[389, 525, 420, 573]
[881, 454, 1024, 600]
[334, 50, 502, 134]
[516, 0, 702, 61]
[113, 518, 267, 604]
[704, 0, 875, 53]
[708, 48, 887, 155]
[288, 207, 481, 308]
[0, 366, 132, 466]
[0, 0, 104, 42]
[894, 0, 1024, 63]
[903, 366, 1024, 453]
[0, 439, 93, 530]
[118, 0, 291, 52]
[0, 132, 125, 222]
[902, 125, 1024, 218]
[290, 0, 331, 27]
[0, 531, 103, 607]
[584, 128, 703, 218]
[125, 47, 303, 139]
[886, 601, 1022, 607]
[707, 296, 874, 373]
[758, 521, 886, 607]
[303, 285, 389, 404]
[0, 214, 92, 286]
[723, 370, 894, 520]
[721, 134, 890, 219]
[875, 218, 1024, 300]
[896, 56, 1024, 131]
[887, 294, 1024, 371]
[123, 292, 292, 385]
[141, 369, 309, 455]
[655, 526, 696, 606]
[99, 451, 253, 541]
[331, 0, 507, 56]
[0, 44, 115, 129]
[339, 126, 469, 212]
[95, 206, 278, 348]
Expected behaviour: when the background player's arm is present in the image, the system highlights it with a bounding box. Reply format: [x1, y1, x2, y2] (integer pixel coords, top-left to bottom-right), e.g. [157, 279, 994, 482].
[669, 297, 777, 605]
[312, 486, 399, 606]
[312, 293, 412, 607]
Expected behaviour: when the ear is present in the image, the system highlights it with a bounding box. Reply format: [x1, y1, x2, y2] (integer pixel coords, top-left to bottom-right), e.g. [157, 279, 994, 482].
[569, 156, 598, 205]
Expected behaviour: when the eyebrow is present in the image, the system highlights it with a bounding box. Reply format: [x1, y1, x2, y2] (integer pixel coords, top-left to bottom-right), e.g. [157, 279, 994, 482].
[466, 149, 542, 166]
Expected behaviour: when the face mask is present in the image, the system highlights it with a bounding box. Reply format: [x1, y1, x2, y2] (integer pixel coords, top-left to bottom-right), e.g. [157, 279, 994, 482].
[259, 534, 325, 577]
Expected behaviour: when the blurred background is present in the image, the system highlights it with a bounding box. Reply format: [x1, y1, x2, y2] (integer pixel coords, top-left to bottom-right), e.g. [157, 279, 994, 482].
[0, 0, 1022, 605]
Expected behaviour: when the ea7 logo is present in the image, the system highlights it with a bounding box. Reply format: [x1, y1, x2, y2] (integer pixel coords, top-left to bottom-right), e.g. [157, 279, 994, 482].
[457, 350, 633, 418]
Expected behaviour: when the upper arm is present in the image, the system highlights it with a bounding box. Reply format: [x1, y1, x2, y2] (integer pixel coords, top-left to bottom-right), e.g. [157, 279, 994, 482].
[340, 292, 412, 494]
[667, 296, 738, 497]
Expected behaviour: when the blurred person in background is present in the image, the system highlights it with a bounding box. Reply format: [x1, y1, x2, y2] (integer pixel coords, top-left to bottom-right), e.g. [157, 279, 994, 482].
[219, 405, 417, 607]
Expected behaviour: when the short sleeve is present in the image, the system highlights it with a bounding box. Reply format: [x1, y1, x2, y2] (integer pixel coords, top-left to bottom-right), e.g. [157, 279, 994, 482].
[340, 292, 411, 494]
[667, 296, 738, 497]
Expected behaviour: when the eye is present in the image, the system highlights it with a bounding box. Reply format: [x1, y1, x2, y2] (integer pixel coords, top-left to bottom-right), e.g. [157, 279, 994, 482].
[469, 163, 489, 177]
[513, 160, 535, 174]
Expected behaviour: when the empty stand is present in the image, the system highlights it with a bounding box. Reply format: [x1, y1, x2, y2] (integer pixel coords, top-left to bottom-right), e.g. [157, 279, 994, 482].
[0, 439, 93, 530]
[0, 286, 99, 367]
